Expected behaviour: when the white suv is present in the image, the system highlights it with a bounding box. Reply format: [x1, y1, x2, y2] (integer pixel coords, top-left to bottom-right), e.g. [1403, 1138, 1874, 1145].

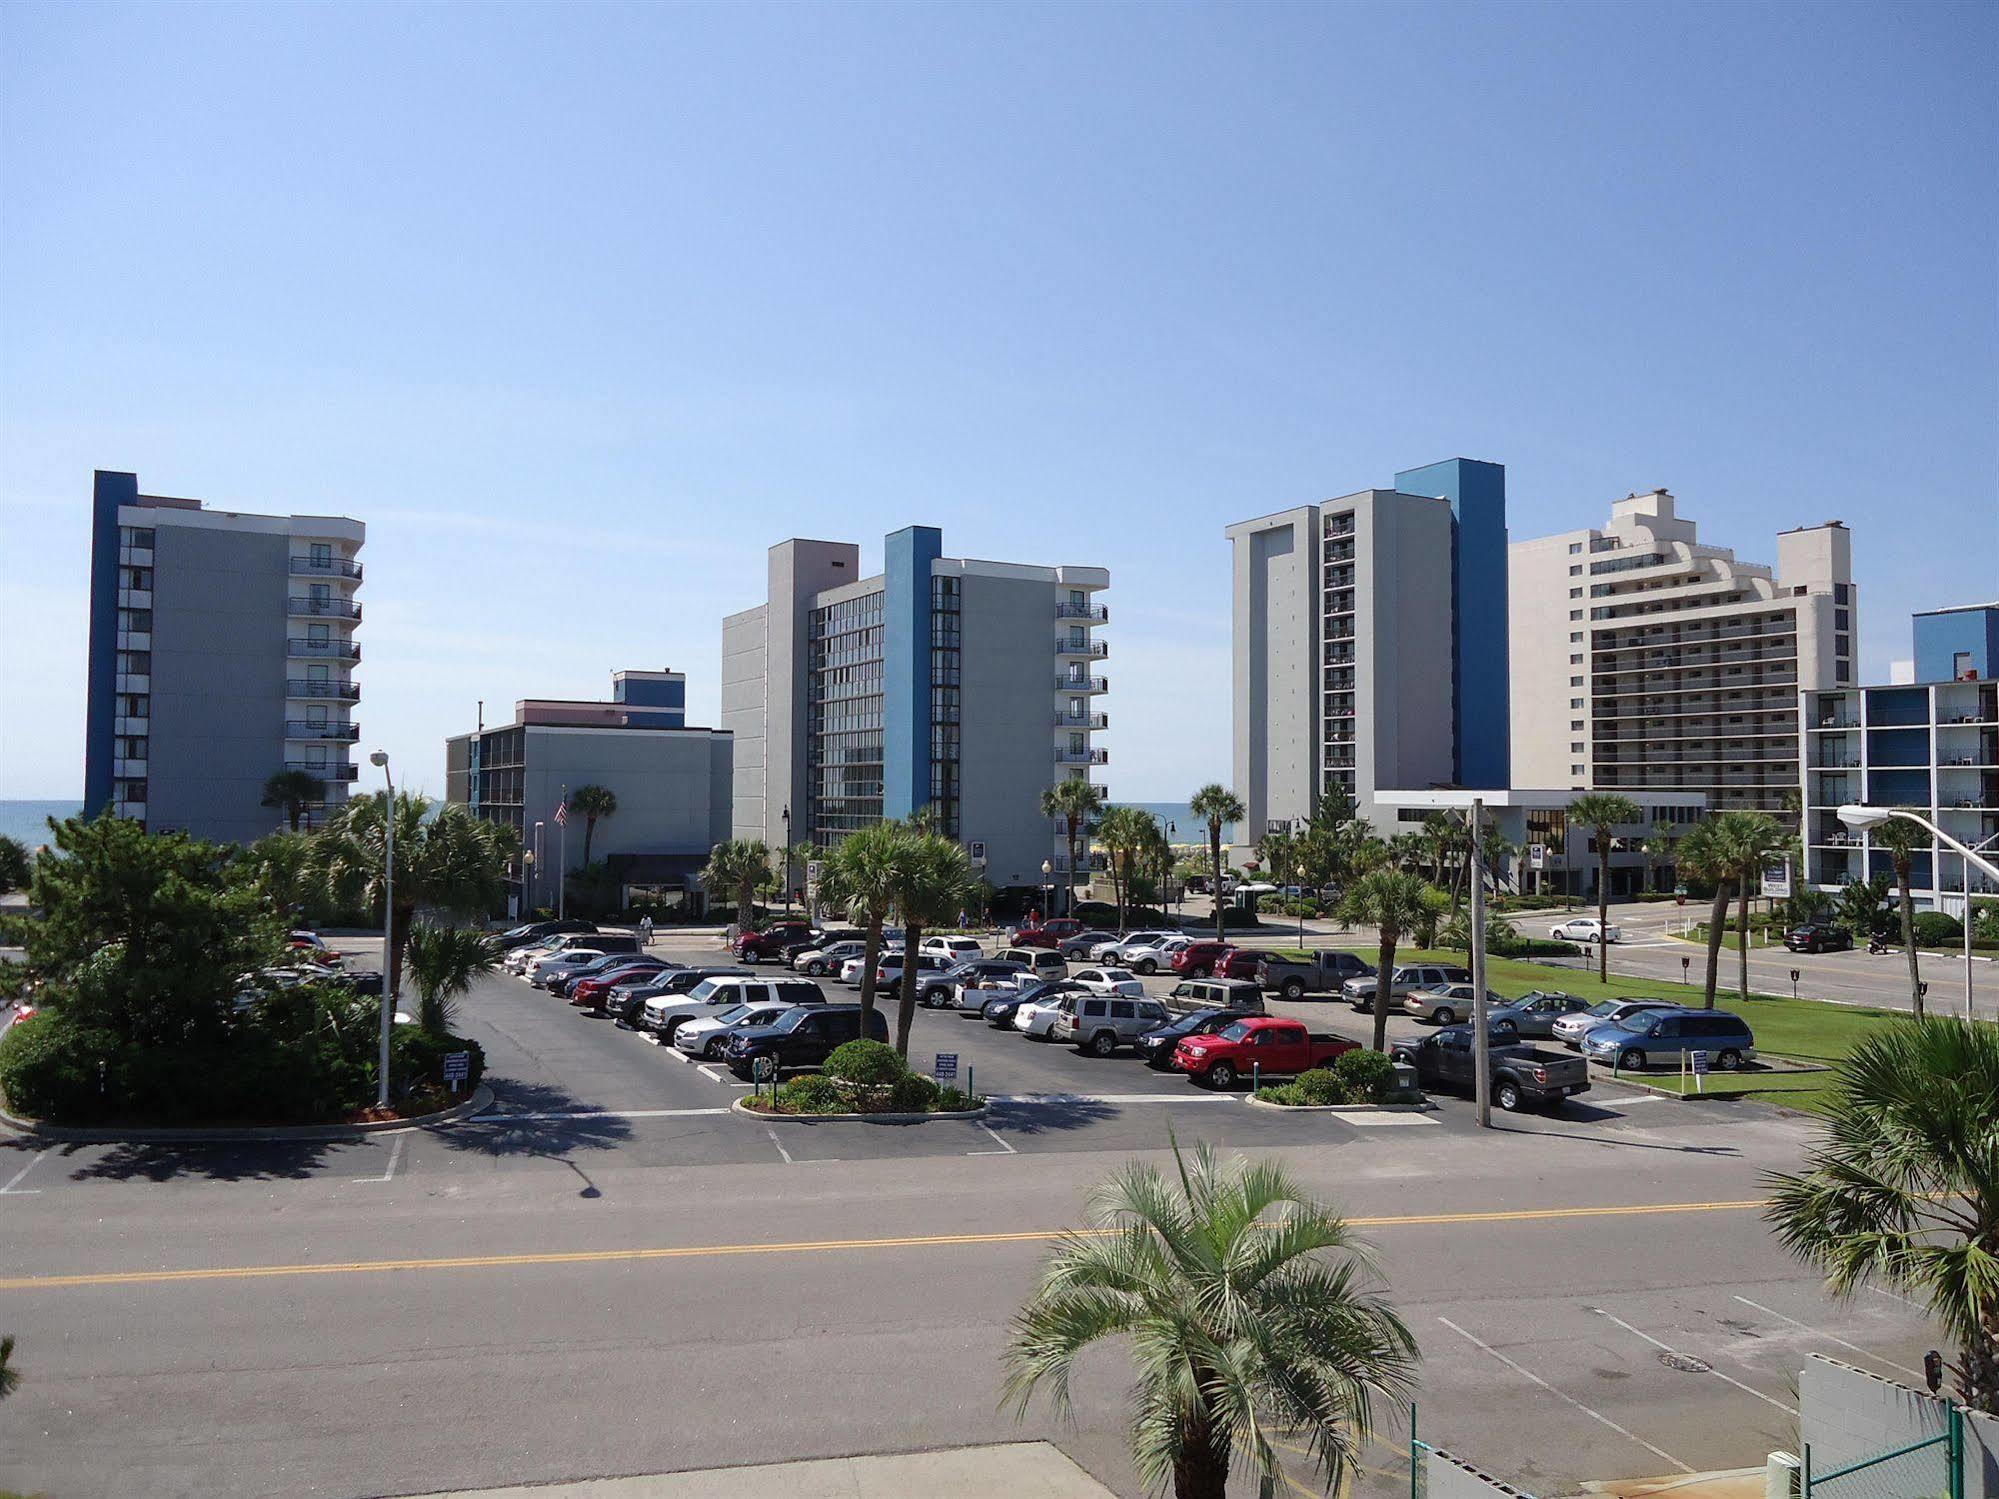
[920, 935, 984, 964]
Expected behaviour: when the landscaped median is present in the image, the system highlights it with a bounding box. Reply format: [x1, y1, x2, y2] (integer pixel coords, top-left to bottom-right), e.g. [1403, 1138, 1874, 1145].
[1248, 1048, 1427, 1110]
[736, 1039, 985, 1120]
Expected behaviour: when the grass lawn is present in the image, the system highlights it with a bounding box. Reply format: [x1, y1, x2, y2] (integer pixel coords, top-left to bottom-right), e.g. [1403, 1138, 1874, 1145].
[1320, 944, 1905, 1111]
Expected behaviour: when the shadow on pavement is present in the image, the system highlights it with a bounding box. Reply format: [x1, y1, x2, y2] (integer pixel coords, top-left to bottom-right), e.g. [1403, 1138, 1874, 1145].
[985, 1097, 1120, 1135]
[430, 1080, 635, 1198]
[1488, 1119, 1739, 1157]
[61, 1136, 349, 1183]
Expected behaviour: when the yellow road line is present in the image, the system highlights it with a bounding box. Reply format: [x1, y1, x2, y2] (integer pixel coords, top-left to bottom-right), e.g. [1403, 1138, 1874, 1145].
[0, 1197, 1767, 1292]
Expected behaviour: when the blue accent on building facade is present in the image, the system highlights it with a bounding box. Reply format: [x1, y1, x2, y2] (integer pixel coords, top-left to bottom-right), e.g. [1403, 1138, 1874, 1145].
[83, 470, 138, 819]
[881, 525, 942, 821]
[1914, 604, 1999, 684]
[611, 671, 687, 727]
[1394, 458, 1511, 789]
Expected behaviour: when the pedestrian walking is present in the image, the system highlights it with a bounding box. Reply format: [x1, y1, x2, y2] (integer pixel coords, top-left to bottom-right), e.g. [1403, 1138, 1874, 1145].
[639, 914, 654, 947]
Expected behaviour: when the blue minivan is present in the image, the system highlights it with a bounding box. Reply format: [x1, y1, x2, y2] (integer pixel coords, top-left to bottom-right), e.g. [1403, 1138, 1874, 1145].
[1582, 1008, 1756, 1071]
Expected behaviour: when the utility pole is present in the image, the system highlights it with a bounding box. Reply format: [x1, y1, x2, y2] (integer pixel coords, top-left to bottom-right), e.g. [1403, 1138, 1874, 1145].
[557, 784, 567, 919]
[1470, 798, 1492, 1129]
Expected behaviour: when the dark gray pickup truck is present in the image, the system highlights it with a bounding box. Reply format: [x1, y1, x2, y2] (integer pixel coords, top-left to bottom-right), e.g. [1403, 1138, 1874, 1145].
[1255, 949, 1374, 1000]
[1390, 1024, 1592, 1112]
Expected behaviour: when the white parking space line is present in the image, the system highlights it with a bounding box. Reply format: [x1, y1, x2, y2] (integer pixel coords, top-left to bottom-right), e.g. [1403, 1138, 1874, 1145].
[1436, 1316, 1692, 1473]
[485, 1106, 735, 1121]
[353, 1135, 407, 1184]
[765, 1128, 795, 1165]
[967, 1124, 1018, 1156]
[0, 1146, 54, 1197]
[988, 1092, 1237, 1105]
[1590, 1308, 1796, 1415]
[1731, 1295, 1925, 1381]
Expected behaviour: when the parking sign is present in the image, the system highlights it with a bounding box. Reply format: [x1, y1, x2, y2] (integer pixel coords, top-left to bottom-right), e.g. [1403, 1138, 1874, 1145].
[933, 1053, 959, 1082]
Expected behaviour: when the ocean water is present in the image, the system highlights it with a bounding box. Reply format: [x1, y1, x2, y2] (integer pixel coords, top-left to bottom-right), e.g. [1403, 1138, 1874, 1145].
[1122, 802, 1234, 847]
[0, 800, 83, 850]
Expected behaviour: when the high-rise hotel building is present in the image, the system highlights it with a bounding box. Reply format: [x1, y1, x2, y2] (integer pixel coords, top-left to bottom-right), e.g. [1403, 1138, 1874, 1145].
[721, 527, 1108, 896]
[82, 470, 365, 843]
[1509, 490, 1852, 822]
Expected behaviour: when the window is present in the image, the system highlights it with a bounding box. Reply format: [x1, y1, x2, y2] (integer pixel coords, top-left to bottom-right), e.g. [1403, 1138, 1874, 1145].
[1571, 764, 1585, 775]
[1570, 719, 1584, 731]
[1570, 698, 1584, 709]
[1569, 588, 1582, 599]
[1569, 654, 1583, 665]
[1569, 676, 1583, 687]
[1568, 542, 1583, 554]
[1571, 742, 1584, 753]
[1109, 1001, 1134, 1019]
[1834, 608, 1849, 631]
[1569, 632, 1582, 642]
[1569, 565, 1582, 576]
[311, 542, 331, 564]
[1570, 610, 1582, 621]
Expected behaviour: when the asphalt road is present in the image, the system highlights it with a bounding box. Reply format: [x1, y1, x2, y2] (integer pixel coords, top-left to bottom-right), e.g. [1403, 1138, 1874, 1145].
[0, 932, 1941, 1499]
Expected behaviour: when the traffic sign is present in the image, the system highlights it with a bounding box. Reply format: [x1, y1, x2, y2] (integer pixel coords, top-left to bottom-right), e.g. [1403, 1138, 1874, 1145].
[1690, 1050, 1709, 1075]
[933, 1053, 959, 1082]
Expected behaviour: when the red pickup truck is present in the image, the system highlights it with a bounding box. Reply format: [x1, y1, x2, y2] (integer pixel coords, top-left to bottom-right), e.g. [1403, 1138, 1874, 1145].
[1008, 917, 1085, 950]
[1170, 1016, 1357, 1089]
[732, 922, 817, 963]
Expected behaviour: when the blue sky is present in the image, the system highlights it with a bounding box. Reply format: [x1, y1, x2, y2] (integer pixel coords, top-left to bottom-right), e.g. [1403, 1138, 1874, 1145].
[3, 1, 1993, 800]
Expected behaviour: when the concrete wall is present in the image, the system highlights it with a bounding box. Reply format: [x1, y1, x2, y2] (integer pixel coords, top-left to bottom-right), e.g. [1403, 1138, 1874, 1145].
[146, 522, 292, 844]
[1229, 507, 1317, 849]
[1798, 1354, 1953, 1495]
[763, 540, 860, 849]
[957, 569, 1061, 891]
[1364, 490, 1456, 817]
[1916, 605, 1998, 684]
[522, 726, 732, 874]
[1422, 1448, 1537, 1498]
[1507, 528, 1590, 790]
[721, 605, 768, 843]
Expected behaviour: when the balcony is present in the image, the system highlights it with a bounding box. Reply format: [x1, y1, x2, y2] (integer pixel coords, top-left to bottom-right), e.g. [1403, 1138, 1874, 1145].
[1059, 675, 1109, 694]
[287, 678, 360, 701]
[1055, 747, 1109, 766]
[285, 721, 360, 741]
[288, 638, 360, 660]
[1054, 711, 1109, 729]
[1056, 602, 1109, 623]
[288, 597, 363, 620]
[290, 556, 363, 580]
[284, 761, 359, 781]
[1056, 638, 1110, 658]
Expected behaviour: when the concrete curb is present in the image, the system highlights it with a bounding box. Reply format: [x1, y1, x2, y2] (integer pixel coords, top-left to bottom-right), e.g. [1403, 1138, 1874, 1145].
[1244, 1096, 1435, 1114]
[0, 1083, 494, 1143]
[731, 1096, 988, 1125]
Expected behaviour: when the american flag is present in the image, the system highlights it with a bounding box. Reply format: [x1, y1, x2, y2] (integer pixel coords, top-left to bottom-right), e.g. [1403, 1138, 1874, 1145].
[553, 798, 567, 826]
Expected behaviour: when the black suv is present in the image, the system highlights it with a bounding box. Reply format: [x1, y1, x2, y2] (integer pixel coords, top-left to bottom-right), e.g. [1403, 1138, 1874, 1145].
[1783, 923, 1851, 954]
[723, 1005, 889, 1079]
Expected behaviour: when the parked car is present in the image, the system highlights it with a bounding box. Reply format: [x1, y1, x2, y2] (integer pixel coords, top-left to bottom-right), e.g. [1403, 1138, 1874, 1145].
[565, 956, 675, 1006]
[1783, 923, 1852, 954]
[642, 975, 824, 1043]
[1013, 991, 1084, 1039]
[1057, 930, 1117, 960]
[1257, 949, 1374, 1000]
[1401, 982, 1511, 1026]
[610, 966, 751, 1026]
[1213, 948, 1264, 981]
[1008, 917, 1085, 948]
[1135, 1007, 1262, 1069]
[1167, 940, 1234, 978]
[550, 950, 658, 998]
[1164, 977, 1266, 1015]
[507, 931, 600, 973]
[1119, 936, 1190, 975]
[1342, 963, 1471, 1014]
[1583, 1009, 1756, 1071]
[733, 921, 819, 964]
[994, 947, 1069, 982]
[842, 951, 950, 989]
[1479, 990, 1594, 1038]
[288, 930, 337, 961]
[1092, 930, 1179, 963]
[673, 1001, 800, 1059]
[1549, 917, 1620, 944]
[1170, 1016, 1357, 1089]
[529, 948, 619, 987]
[791, 939, 869, 977]
[1068, 967, 1145, 998]
[920, 958, 1027, 1008]
[1391, 1025, 1592, 1111]
[494, 918, 597, 953]
[920, 935, 984, 964]
[1550, 999, 1679, 1050]
[1051, 994, 1173, 1056]
[724, 1005, 889, 1079]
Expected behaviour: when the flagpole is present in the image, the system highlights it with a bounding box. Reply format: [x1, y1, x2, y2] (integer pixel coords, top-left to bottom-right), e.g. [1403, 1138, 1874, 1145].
[557, 784, 567, 919]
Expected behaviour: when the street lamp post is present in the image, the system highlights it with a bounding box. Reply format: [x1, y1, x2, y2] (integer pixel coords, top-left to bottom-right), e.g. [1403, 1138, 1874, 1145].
[1838, 805, 1999, 1021]
[781, 805, 793, 915]
[1040, 859, 1053, 925]
[531, 820, 544, 914]
[368, 751, 394, 1111]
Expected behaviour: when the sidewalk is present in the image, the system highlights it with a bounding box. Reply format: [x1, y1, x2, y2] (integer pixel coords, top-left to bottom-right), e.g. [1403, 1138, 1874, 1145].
[397, 1443, 1119, 1499]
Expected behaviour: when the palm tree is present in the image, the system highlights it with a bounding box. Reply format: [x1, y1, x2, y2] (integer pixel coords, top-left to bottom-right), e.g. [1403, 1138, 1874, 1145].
[1765, 1018, 1999, 1413]
[403, 921, 501, 1033]
[1188, 784, 1244, 942]
[699, 839, 773, 929]
[1041, 779, 1107, 920]
[1096, 805, 1157, 932]
[566, 784, 618, 867]
[1339, 869, 1438, 1053]
[1566, 793, 1641, 981]
[1643, 820, 1676, 894]
[814, 822, 907, 1036]
[0, 1334, 17, 1401]
[1713, 810, 1791, 1006]
[311, 793, 517, 999]
[1676, 819, 1733, 1009]
[261, 768, 327, 832]
[1385, 831, 1428, 874]
[886, 830, 977, 1057]
[1869, 815, 1930, 1019]
[1834, 873, 1892, 944]
[1004, 1140, 1415, 1499]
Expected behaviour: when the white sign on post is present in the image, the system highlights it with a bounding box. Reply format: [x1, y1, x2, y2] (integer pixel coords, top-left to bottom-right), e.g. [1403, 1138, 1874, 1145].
[442, 1051, 471, 1092]
[1689, 1049, 1709, 1094]
[1760, 861, 1792, 900]
[934, 1053, 959, 1082]
[1529, 843, 1547, 871]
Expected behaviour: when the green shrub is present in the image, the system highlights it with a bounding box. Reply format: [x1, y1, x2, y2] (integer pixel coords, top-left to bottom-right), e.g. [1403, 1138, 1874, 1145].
[824, 1039, 906, 1087]
[1911, 911, 1963, 946]
[392, 1027, 486, 1095]
[0, 1012, 124, 1121]
[775, 1075, 842, 1114]
[887, 1073, 942, 1112]
[1255, 1083, 1305, 1106]
[1333, 1048, 1398, 1104]
[935, 1085, 979, 1111]
[1293, 1068, 1345, 1106]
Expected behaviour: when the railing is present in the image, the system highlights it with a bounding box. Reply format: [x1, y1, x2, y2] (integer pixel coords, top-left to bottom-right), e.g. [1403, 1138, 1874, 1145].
[1056, 638, 1110, 657]
[283, 761, 359, 781]
[287, 638, 360, 659]
[1056, 602, 1108, 622]
[287, 678, 360, 700]
[1059, 675, 1109, 692]
[1054, 747, 1108, 765]
[285, 721, 360, 740]
[1814, 718, 1860, 729]
[1054, 712, 1109, 729]
[287, 597, 362, 619]
[289, 556, 362, 579]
